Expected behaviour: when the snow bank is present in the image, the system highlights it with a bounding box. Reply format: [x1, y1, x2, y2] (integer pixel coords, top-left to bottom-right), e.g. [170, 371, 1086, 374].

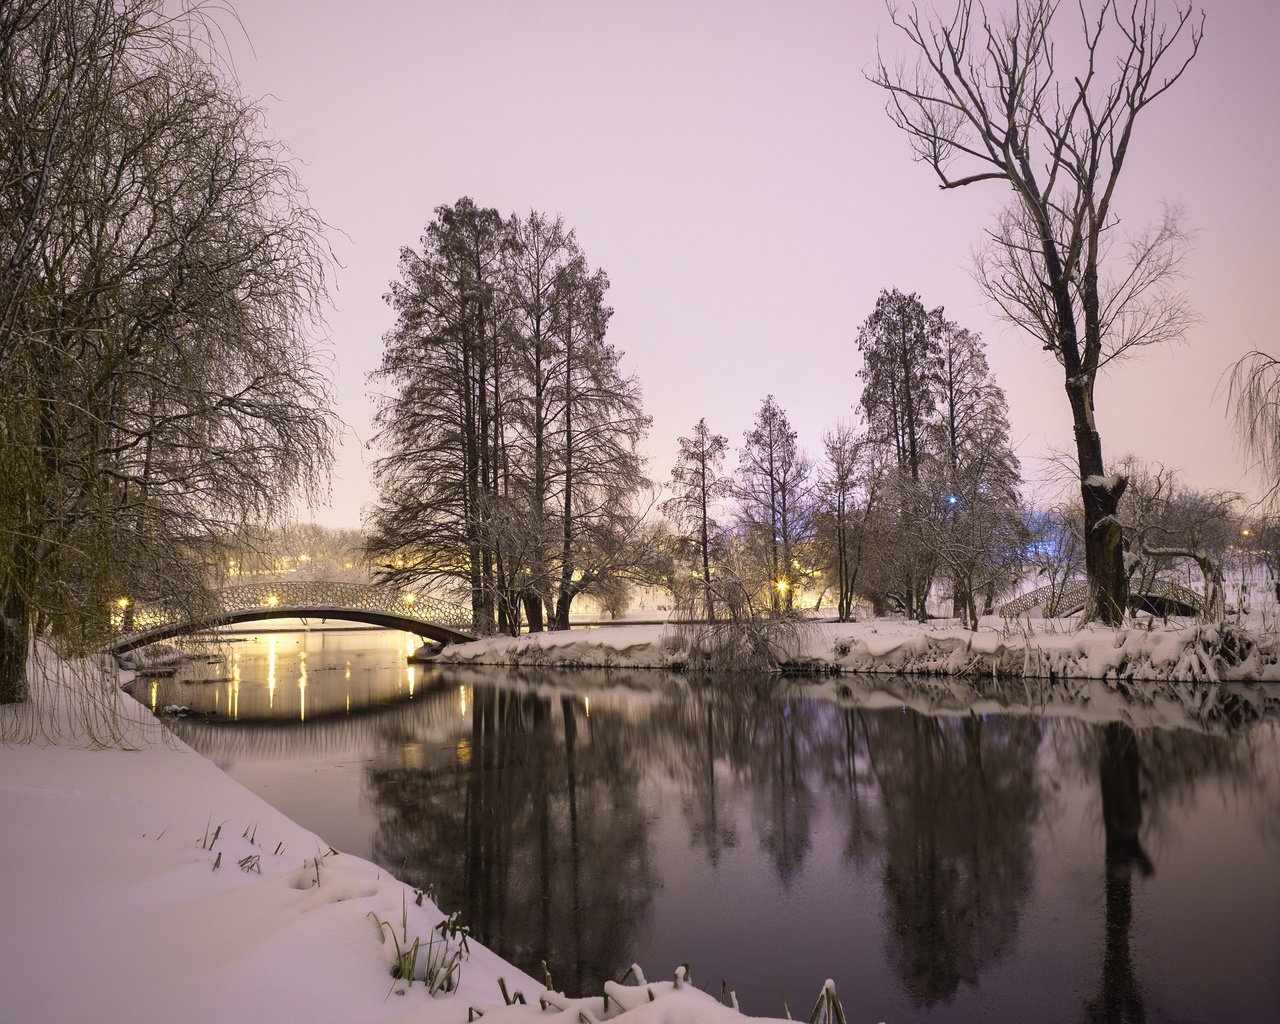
[471, 972, 783, 1024]
[434, 619, 1280, 683]
[435, 624, 674, 670]
[0, 663, 794, 1024]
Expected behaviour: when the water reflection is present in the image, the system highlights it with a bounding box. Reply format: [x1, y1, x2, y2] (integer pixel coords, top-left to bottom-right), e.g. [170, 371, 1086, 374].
[140, 629, 442, 721]
[162, 639, 1280, 1022]
[365, 687, 656, 997]
[1086, 723, 1150, 1024]
[867, 713, 1040, 1006]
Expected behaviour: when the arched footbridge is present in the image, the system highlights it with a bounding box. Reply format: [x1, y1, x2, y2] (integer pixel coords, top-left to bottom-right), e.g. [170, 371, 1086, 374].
[111, 581, 476, 654]
[1000, 578, 1202, 619]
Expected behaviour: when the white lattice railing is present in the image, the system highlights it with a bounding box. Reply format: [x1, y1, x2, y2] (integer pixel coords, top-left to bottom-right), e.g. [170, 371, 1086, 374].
[1000, 578, 1202, 618]
[113, 580, 474, 646]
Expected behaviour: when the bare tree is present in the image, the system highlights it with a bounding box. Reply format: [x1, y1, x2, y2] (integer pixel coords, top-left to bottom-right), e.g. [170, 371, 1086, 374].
[228, 523, 371, 583]
[814, 420, 872, 622]
[871, 0, 1203, 624]
[736, 396, 811, 613]
[664, 418, 729, 622]
[1117, 458, 1240, 621]
[1023, 503, 1085, 612]
[368, 198, 510, 633]
[546, 262, 651, 629]
[505, 211, 580, 629]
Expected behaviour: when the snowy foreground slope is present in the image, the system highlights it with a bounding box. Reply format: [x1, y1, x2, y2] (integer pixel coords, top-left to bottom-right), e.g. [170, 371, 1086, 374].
[0, 664, 790, 1024]
[434, 618, 1280, 682]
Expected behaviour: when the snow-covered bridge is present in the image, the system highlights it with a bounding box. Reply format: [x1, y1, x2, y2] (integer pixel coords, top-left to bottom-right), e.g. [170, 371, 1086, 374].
[111, 581, 475, 653]
[1000, 578, 1202, 619]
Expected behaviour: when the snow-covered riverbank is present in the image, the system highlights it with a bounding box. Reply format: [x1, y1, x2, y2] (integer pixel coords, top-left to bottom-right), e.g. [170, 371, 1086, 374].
[0, 661, 790, 1024]
[433, 618, 1280, 683]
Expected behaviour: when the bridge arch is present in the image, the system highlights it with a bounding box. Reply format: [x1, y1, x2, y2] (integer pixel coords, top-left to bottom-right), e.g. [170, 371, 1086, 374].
[111, 581, 475, 654]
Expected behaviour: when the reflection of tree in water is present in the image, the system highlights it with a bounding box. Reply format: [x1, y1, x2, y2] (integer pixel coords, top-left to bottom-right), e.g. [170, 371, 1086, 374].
[745, 700, 815, 886]
[833, 708, 881, 868]
[646, 694, 741, 866]
[1052, 712, 1266, 868]
[862, 711, 1042, 1006]
[643, 683, 830, 885]
[1062, 718, 1264, 1024]
[1248, 725, 1280, 850]
[356, 671, 1277, 1018]
[365, 686, 655, 997]
[1084, 722, 1151, 1024]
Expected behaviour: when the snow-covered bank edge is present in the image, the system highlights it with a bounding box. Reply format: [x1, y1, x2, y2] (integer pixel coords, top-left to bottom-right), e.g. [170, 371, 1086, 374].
[0, 659, 794, 1024]
[433, 619, 1280, 684]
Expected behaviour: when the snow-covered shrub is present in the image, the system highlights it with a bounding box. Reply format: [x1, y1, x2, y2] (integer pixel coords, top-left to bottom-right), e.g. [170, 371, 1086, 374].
[674, 614, 815, 673]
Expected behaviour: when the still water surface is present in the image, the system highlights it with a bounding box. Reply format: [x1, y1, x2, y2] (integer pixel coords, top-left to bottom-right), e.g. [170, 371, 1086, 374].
[142, 629, 1280, 1023]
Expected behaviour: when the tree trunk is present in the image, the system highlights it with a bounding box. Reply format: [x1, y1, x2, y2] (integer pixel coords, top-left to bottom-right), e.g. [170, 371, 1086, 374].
[1, 525, 38, 704]
[523, 591, 544, 632]
[0, 608, 30, 705]
[555, 293, 575, 632]
[1073, 395, 1129, 625]
[699, 458, 715, 623]
[1198, 556, 1224, 622]
[1047, 228, 1128, 627]
[836, 501, 851, 622]
[553, 585, 574, 630]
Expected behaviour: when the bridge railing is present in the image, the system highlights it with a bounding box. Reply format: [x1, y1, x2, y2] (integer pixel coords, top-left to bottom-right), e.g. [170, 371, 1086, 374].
[1000, 578, 1203, 618]
[113, 580, 474, 644]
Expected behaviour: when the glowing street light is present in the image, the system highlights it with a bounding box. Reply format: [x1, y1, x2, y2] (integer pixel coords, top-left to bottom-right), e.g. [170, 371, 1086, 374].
[265, 594, 279, 607]
[403, 592, 417, 605]
[116, 597, 130, 610]
[775, 579, 790, 593]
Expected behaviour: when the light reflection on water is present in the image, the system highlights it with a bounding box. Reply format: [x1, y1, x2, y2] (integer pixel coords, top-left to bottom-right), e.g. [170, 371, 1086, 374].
[148, 630, 1280, 1024]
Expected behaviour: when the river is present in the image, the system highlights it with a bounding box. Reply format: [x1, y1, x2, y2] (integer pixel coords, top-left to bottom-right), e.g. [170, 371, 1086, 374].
[136, 627, 1280, 1023]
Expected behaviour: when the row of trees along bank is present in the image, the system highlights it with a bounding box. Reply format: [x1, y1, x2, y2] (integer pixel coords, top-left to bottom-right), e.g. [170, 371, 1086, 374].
[0, 2, 335, 704]
[364, 209, 1026, 635]
[665, 289, 1022, 632]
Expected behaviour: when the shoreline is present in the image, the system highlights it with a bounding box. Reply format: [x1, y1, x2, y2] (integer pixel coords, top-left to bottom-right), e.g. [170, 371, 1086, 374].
[430, 618, 1280, 684]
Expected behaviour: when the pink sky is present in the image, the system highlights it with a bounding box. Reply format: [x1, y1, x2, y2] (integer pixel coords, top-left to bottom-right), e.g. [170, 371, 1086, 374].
[225, 0, 1280, 528]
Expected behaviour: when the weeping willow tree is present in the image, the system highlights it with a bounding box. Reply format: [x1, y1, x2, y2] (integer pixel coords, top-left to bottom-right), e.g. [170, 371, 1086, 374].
[1230, 352, 1280, 506]
[0, 1, 335, 707]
